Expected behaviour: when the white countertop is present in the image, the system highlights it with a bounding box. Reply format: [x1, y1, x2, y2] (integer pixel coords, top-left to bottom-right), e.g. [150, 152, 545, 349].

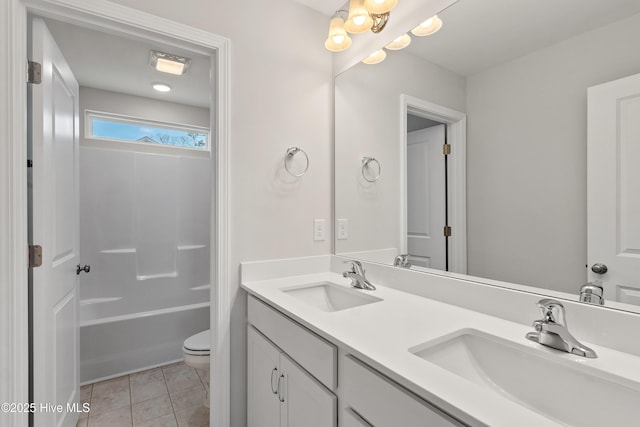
[241, 271, 640, 427]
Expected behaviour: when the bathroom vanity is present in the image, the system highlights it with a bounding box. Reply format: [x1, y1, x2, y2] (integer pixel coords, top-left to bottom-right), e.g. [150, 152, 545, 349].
[241, 256, 640, 427]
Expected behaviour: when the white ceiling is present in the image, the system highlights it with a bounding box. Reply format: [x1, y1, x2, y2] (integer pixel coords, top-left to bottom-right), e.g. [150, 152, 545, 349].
[295, 0, 345, 16]
[44, 19, 211, 108]
[403, 0, 640, 76]
[295, 0, 640, 76]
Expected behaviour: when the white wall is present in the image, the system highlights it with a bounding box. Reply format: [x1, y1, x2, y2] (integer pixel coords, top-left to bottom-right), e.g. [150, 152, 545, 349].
[335, 51, 465, 259]
[466, 13, 640, 293]
[105, 1, 333, 425]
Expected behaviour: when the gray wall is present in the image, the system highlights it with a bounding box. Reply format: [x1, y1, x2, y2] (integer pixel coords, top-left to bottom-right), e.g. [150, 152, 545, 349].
[466, 13, 640, 292]
[335, 50, 466, 256]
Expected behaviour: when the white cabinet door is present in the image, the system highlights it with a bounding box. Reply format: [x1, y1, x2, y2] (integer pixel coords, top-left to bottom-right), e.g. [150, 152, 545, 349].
[588, 72, 640, 304]
[247, 326, 281, 427]
[280, 354, 336, 427]
[30, 18, 80, 427]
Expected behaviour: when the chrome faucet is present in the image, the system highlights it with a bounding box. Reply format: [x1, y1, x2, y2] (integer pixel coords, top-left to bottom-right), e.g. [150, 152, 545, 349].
[525, 299, 597, 358]
[342, 260, 376, 291]
[393, 254, 411, 269]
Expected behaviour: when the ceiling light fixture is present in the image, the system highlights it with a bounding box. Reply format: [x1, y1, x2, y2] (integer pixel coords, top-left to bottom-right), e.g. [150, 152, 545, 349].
[362, 49, 386, 65]
[325, 0, 398, 52]
[344, 0, 373, 33]
[364, 0, 398, 15]
[385, 33, 411, 50]
[152, 82, 172, 92]
[324, 15, 352, 52]
[411, 15, 443, 37]
[149, 50, 191, 75]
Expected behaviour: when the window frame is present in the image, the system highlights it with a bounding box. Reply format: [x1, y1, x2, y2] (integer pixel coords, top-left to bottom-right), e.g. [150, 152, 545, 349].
[84, 109, 211, 152]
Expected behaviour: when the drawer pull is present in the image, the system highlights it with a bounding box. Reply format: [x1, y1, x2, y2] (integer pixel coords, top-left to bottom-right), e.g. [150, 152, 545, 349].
[277, 374, 285, 403]
[270, 367, 279, 394]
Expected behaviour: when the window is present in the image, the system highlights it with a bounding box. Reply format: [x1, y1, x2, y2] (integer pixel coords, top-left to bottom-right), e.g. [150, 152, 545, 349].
[85, 111, 209, 150]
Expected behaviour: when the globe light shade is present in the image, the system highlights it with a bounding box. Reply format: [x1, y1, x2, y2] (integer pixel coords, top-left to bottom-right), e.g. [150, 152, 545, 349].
[411, 15, 443, 37]
[364, 0, 398, 15]
[345, 0, 374, 33]
[362, 49, 387, 65]
[325, 16, 352, 52]
[385, 33, 411, 50]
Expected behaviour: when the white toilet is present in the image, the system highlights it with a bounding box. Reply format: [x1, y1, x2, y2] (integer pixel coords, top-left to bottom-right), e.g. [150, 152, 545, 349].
[183, 329, 210, 407]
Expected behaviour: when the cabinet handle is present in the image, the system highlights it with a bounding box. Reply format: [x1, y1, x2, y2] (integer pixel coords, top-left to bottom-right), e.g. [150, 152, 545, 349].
[270, 368, 278, 394]
[277, 374, 285, 403]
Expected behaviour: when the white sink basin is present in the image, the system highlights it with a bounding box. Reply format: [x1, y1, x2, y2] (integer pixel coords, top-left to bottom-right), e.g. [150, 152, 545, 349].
[282, 282, 382, 312]
[410, 329, 640, 426]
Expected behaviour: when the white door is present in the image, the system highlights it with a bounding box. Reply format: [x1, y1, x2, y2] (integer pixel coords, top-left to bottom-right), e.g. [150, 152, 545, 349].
[29, 18, 80, 427]
[406, 125, 447, 270]
[247, 327, 281, 427]
[279, 354, 336, 427]
[588, 72, 640, 306]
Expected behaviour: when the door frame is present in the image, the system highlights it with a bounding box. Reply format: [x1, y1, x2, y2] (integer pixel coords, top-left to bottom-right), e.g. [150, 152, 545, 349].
[399, 94, 467, 274]
[0, 1, 231, 427]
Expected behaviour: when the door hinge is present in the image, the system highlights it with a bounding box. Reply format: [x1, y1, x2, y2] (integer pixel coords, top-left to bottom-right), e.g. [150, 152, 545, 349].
[442, 144, 451, 156]
[29, 245, 43, 268]
[443, 226, 452, 237]
[27, 61, 42, 84]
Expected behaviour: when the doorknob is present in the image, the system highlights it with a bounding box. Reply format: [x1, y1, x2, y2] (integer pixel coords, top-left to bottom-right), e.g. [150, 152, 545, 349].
[76, 264, 90, 275]
[591, 263, 608, 274]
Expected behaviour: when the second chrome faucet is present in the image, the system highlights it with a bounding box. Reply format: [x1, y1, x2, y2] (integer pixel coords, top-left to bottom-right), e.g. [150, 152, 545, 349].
[525, 298, 597, 358]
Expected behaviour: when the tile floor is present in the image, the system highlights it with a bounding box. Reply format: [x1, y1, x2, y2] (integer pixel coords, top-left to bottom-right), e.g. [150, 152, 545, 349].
[77, 362, 209, 427]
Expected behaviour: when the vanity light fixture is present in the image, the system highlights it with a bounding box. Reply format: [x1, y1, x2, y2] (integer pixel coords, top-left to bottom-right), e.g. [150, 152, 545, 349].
[362, 49, 386, 65]
[152, 82, 171, 92]
[385, 33, 411, 50]
[411, 14, 443, 37]
[324, 15, 352, 52]
[344, 0, 374, 33]
[149, 50, 191, 75]
[325, 0, 399, 51]
[364, 0, 398, 15]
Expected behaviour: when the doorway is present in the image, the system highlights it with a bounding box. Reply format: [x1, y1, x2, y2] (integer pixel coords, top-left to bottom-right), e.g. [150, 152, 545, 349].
[1, 1, 231, 426]
[400, 94, 467, 275]
[406, 117, 448, 270]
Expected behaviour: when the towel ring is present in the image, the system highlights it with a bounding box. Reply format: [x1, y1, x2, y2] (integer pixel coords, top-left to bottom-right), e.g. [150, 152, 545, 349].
[361, 156, 381, 182]
[284, 147, 309, 177]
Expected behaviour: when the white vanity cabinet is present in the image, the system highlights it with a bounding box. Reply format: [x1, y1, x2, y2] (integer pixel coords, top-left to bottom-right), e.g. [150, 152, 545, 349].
[248, 296, 337, 427]
[341, 355, 464, 427]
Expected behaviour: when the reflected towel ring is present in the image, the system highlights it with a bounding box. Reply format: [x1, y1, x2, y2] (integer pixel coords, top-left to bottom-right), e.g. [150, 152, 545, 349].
[361, 156, 381, 182]
[284, 147, 309, 177]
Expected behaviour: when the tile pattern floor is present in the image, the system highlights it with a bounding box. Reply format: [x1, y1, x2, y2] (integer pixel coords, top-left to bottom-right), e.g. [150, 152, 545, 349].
[77, 362, 209, 427]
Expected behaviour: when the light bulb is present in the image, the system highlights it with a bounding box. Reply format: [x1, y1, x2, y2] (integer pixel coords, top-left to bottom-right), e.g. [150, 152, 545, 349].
[364, 0, 398, 15]
[152, 83, 171, 92]
[345, 0, 373, 34]
[325, 16, 352, 52]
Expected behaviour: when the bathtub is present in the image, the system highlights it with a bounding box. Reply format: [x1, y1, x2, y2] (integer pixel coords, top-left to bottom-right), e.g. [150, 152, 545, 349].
[80, 299, 210, 384]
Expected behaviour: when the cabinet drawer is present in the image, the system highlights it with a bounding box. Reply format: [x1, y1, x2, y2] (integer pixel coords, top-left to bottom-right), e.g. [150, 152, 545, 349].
[342, 355, 464, 427]
[248, 295, 337, 390]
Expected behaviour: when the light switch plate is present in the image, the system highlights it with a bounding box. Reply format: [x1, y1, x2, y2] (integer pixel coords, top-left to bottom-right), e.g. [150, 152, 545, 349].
[314, 219, 326, 241]
[337, 219, 348, 240]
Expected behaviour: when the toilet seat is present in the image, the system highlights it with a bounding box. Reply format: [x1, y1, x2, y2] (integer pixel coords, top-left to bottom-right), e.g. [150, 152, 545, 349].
[183, 329, 210, 355]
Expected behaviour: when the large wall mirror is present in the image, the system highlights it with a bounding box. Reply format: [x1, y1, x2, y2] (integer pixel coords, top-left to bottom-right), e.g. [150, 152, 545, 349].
[334, 0, 640, 313]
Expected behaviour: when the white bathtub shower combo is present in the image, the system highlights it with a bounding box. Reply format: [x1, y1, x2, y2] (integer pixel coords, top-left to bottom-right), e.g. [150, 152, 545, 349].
[79, 146, 211, 383]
